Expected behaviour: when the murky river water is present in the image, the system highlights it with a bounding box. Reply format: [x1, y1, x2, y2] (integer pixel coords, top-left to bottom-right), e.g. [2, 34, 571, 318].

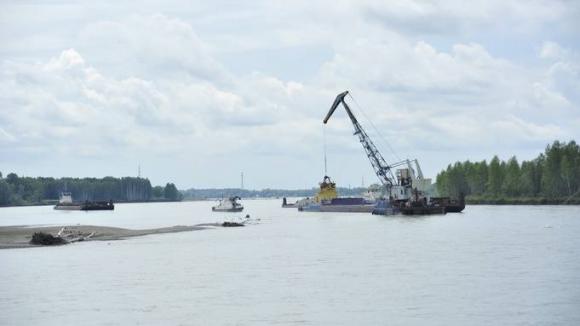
[1, 200, 579, 325]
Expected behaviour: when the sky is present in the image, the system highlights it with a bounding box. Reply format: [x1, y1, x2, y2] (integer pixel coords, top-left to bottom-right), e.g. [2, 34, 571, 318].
[0, 0, 579, 189]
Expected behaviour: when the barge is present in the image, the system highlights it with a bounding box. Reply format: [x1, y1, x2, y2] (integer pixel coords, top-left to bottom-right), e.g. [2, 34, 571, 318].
[430, 195, 465, 213]
[54, 192, 114, 211]
[297, 176, 377, 213]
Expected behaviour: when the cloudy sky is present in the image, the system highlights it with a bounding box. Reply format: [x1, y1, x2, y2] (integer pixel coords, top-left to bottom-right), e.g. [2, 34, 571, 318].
[1, 1, 579, 189]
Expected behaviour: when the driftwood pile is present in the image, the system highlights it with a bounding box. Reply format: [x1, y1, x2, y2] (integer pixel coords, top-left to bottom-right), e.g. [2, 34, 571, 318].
[30, 232, 67, 246]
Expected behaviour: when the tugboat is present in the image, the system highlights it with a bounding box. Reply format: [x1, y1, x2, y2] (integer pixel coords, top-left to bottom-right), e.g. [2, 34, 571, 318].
[212, 196, 244, 212]
[54, 192, 82, 210]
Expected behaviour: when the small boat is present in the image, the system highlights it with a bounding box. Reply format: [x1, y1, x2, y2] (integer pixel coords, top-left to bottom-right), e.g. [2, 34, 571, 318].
[212, 196, 244, 212]
[281, 197, 297, 208]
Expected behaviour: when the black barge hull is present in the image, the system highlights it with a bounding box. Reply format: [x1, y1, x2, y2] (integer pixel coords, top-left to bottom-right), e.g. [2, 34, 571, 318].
[54, 201, 114, 211]
[400, 206, 446, 215]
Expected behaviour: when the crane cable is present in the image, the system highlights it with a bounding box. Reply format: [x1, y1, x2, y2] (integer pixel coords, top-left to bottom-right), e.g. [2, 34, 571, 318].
[323, 124, 328, 176]
[347, 92, 402, 163]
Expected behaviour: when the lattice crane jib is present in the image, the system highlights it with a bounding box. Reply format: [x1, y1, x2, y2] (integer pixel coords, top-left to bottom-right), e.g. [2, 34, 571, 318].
[323, 91, 396, 189]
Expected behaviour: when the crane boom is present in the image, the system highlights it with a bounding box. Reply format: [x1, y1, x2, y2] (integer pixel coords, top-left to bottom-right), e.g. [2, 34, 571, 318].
[323, 91, 395, 187]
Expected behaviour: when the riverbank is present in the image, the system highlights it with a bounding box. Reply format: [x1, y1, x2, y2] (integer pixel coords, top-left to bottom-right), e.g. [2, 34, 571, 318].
[0, 223, 219, 249]
[466, 196, 580, 205]
[0, 199, 182, 208]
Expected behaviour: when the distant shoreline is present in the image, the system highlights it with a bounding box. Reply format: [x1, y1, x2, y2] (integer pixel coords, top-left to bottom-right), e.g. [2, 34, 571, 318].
[0, 199, 182, 208]
[466, 197, 580, 205]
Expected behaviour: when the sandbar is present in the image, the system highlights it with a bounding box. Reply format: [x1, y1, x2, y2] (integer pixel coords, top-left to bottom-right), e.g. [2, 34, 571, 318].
[0, 223, 220, 249]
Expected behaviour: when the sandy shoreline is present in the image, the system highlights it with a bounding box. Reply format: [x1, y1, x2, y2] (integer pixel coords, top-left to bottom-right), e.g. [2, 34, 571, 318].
[0, 223, 220, 249]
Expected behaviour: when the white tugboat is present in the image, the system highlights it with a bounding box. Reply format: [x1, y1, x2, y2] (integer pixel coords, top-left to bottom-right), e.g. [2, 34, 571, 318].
[54, 192, 83, 210]
[212, 196, 244, 212]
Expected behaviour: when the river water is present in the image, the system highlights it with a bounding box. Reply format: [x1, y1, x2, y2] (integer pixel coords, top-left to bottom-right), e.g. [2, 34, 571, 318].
[1, 200, 579, 325]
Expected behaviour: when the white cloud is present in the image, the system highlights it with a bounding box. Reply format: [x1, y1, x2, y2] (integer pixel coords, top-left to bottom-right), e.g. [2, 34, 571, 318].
[0, 3, 579, 188]
[540, 41, 567, 60]
[78, 14, 230, 82]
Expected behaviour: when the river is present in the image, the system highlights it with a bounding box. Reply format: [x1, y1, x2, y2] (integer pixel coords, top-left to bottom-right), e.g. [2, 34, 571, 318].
[1, 200, 579, 325]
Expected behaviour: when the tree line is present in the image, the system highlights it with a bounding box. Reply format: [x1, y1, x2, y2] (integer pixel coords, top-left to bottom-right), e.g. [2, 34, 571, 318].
[0, 173, 181, 206]
[436, 140, 580, 203]
[181, 186, 368, 200]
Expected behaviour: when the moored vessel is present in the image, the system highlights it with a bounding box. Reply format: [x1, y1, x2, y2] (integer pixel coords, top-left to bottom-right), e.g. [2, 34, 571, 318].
[54, 192, 115, 211]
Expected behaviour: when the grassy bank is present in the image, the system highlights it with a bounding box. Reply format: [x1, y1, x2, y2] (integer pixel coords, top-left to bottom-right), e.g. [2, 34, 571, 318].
[466, 195, 580, 205]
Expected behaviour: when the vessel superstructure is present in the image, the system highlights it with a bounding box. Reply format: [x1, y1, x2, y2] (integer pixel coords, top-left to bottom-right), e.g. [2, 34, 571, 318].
[212, 196, 244, 212]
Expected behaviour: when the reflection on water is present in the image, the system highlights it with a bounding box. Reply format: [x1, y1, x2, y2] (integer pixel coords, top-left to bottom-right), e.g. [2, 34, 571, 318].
[1, 201, 579, 325]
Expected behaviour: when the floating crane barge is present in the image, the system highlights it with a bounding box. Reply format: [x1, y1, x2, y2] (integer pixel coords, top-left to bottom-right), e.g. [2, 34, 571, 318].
[323, 91, 464, 215]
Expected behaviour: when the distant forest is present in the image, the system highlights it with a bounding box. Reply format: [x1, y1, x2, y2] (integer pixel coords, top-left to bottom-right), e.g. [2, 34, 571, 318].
[181, 187, 367, 200]
[436, 140, 580, 204]
[0, 174, 180, 206]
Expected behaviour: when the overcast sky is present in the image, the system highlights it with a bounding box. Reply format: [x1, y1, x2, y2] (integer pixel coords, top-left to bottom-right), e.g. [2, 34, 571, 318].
[1, 1, 579, 189]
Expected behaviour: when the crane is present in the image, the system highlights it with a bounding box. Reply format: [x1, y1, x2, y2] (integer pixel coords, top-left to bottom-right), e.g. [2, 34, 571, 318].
[323, 91, 397, 190]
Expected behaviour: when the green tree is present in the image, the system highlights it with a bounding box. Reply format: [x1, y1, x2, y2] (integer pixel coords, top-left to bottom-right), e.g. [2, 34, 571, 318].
[520, 159, 542, 196]
[446, 162, 469, 198]
[487, 156, 502, 196]
[0, 180, 10, 205]
[436, 168, 450, 196]
[542, 141, 565, 196]
[561, 154, 575, 196]
[152, 186, 164, 198]
[6, 173, 18, 184]
[502, 156, 521, 196]
[560, 141, 579, 196]
[164, 183, 180, 200]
